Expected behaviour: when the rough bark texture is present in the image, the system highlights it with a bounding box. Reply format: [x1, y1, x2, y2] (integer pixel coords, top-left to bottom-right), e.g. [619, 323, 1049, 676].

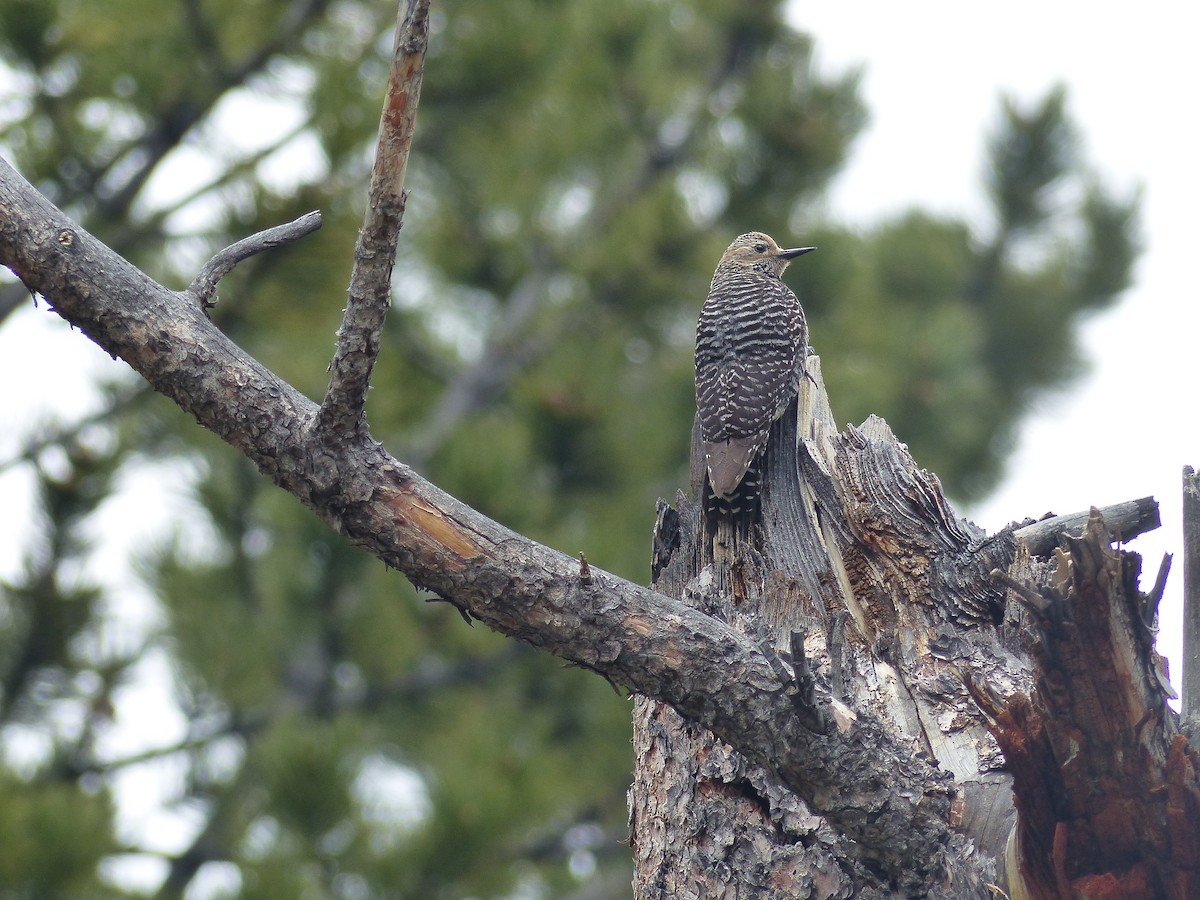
[318, 0, 429, 435]
[632, 362, 1009, 898]
[630, 355, 1193, 898]
[976, 514, 1200, 898]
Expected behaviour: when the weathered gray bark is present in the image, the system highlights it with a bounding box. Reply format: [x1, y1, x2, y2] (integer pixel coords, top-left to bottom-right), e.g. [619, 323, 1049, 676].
[320, 0, 428, 436]
[630, 353, 1197, 898]
[632, 361, 1010, 897]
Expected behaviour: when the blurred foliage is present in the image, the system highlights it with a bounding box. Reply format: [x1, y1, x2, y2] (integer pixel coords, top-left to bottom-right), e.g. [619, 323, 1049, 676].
[0, 0, 1137, 896]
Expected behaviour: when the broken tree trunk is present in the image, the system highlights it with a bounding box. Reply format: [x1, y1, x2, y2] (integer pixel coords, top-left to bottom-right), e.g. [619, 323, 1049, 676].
[630, 357, 1197, 898]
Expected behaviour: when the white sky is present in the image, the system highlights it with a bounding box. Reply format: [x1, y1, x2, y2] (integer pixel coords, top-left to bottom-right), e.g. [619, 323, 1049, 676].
[792, 1, 1199, 682]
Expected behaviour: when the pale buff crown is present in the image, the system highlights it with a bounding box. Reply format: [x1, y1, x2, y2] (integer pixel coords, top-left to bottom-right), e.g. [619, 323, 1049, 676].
[713, 231, 816, 279]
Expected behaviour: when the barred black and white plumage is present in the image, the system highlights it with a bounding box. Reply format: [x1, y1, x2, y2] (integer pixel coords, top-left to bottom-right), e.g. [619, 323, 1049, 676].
[695, 232, 815, 526]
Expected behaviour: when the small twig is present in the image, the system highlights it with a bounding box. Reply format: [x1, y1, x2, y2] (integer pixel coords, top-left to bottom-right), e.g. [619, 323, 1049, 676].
[318, 0, 431, 435]
[187, 210, 322, 309]
[578, 551, 593, 584]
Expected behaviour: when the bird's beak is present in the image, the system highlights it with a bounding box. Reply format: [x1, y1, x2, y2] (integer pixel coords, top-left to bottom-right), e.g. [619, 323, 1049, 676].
[778, 246, 817, 260]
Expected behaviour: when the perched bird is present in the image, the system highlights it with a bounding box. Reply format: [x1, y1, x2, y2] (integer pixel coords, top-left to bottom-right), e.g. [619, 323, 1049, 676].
[695, 231, 816, 525]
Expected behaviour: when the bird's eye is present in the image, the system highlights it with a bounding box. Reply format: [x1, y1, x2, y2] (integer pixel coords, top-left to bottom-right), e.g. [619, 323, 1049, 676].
[753, 243, 767, 253]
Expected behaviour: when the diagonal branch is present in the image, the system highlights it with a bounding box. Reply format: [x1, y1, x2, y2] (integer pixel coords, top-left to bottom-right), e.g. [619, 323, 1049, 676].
[318, 0, 431, 436]
[406, 271, 554, 466]
[0, 155, 972, 883]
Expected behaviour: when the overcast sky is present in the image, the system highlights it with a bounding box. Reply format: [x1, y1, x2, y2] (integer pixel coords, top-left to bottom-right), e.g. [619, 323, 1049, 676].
[792, 1, 1198, 680]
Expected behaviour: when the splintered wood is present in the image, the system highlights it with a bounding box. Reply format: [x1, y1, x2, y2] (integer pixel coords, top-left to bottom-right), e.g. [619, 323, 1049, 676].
[632, 352, 1193, 898]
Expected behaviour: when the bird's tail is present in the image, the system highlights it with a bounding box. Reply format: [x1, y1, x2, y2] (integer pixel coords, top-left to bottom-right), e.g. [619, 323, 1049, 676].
[703, 457, 761, 538]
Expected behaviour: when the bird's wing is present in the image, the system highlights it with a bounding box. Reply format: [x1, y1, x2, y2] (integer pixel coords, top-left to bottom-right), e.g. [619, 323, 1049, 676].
[702, 356, 795, 439]
[695, 279, 803, 442]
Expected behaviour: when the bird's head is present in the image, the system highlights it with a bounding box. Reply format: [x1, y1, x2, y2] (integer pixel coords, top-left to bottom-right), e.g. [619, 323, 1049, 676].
[717, 231, 816, 278]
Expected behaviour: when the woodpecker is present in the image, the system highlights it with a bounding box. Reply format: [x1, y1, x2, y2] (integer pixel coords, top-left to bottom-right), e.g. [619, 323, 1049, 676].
[695, 231, 816, 525]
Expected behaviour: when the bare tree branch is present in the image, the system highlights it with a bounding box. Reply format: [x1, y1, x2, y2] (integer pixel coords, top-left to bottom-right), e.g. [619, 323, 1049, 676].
[1014, 495, 1161, 556]
[186, 211, 323, 309]
[406, 270, 554, 466]
[319, 0, 430, 435]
